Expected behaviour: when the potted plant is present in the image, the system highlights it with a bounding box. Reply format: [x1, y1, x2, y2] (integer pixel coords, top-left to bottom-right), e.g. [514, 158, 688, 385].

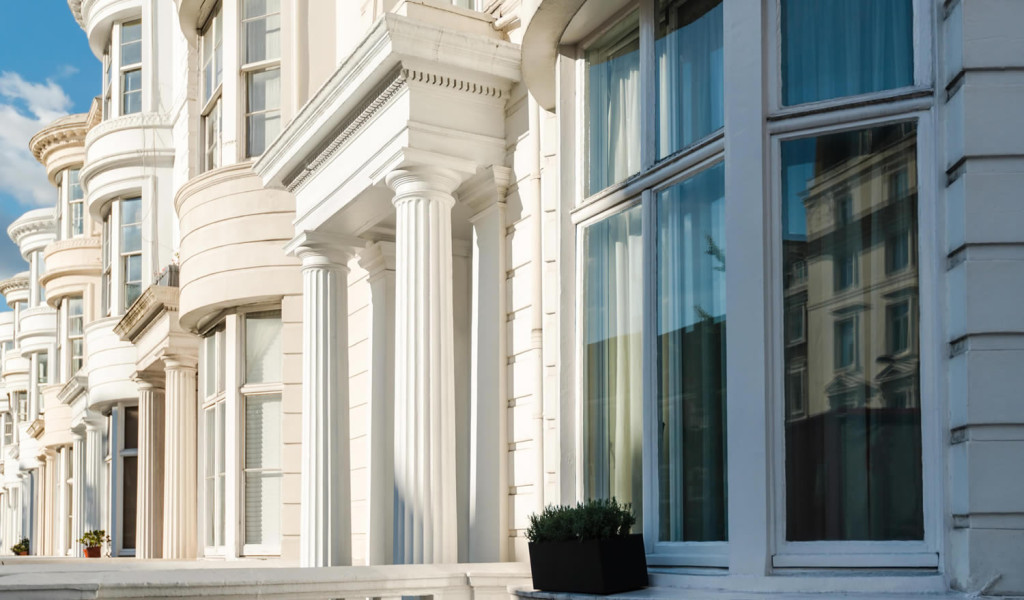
[10, 538, 29, 556]
[526, 498, 648, 595]
[77, 530, 109, 558]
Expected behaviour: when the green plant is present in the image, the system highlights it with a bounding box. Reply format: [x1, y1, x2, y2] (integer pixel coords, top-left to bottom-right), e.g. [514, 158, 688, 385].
[11, 537, 29, 554]
[526, 498, 636, 543]
[77, 530, 109, 548]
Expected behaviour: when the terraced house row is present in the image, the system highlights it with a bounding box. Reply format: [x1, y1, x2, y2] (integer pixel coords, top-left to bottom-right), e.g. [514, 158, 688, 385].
[0, 0, 1023, 597]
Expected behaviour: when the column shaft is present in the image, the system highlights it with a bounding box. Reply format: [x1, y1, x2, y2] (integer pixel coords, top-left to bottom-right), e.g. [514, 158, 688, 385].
[163, 360, 197, 559]
[83, 422, 104, 533]
[389, 168, 461, 564]
[299, 257, 351, 567]
[72, 435, 85, 556]
[136, 384, 164, 558]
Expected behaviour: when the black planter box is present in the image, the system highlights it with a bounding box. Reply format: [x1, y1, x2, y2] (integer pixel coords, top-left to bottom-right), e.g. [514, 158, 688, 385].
[528, 534, 649, 595]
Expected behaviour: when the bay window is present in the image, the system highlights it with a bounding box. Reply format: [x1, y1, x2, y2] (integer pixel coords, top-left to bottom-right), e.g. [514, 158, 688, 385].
[578, 0, 725, 566]
[242, 0, 281, 157]
[59, 296, 85, 380]
[201, 5, 224, 172]
[572, 0, 932, 574]
[55, 169, 85, 239]
[120, 21, 142, 115]
[202, 310, 282, 556]
[120, 198, 143, 309]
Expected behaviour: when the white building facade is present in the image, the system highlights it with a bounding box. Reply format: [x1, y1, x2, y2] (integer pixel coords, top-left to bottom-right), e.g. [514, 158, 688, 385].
[0, 0, 1021, 597]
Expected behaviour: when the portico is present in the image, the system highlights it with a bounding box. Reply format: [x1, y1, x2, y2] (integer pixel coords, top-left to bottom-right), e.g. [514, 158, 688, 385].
[256, 10, 520, 568]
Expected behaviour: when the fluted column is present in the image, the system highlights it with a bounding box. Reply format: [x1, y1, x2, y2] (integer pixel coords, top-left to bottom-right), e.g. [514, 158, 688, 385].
[358, 242, 396, 565]
[163, 357, 197, 559]
[285, 231, 360, 568]
[387, 166, 462, 564]
[83, 420, 104, 533]
[71, 433, 85, 556]
[136, 380, 164, 558]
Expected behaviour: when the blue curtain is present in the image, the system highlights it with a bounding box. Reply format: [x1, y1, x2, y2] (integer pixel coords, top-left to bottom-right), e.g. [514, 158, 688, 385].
[782, 0, 914, 105]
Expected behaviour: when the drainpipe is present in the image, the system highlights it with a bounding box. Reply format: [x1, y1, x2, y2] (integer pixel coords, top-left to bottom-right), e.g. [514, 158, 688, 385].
[529, 94, 546, 515]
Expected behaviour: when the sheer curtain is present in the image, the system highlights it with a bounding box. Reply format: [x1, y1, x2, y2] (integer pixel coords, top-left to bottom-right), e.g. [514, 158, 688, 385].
[782, 0, 914, 105]
[583, 205, 644, 525]
[587, 14, 641, 196]
[656, 164, 727, 542]
[656, 1, 724, 158]
[245, 313, 282, 384]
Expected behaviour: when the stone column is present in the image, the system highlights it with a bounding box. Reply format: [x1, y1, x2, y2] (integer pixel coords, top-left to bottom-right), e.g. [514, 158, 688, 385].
[72, 433, 85, 556]
[387, 166, 462, 564]
[57, 446, 70, 556]
[463, 168, 510, 562]
[83, 420, 104, 533]
[358, 241, 396, 565]
[136, 380, 165, 558]
[162, 357, 197, 559]
[286, 231, 360, 568]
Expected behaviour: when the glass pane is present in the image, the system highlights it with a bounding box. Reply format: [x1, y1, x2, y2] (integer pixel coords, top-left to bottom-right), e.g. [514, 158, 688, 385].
[122, 455, 137, 550]
[781, 0, 913, 106]
[585, 12, 640, 196]
[656, 163, 727, 542]
[782, 122, 922, 541]
[69, 170, 82, 199]
[245, 394, 281, 469]
[244, 13, 281, 63]
[124, 406, 139, 449]
[245, 472, 281, 545]
[121, 21, 142, 43]
[245, 313, 282, 384]
[246, 112, 279, 157]
[71, 203, 84, 236]
[122, 40, 142, 67]
[122, 71, 142, 114]
[247, 69, 280, 113]
[204, 333, 217, 398]
[121, 225, 141, 254]
[125, 254, 142, 283]
[582, 204, 643, 528]
[655, 0, 723, 158]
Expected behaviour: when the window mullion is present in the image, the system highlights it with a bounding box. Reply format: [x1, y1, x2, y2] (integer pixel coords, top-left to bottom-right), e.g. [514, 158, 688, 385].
[639, 0, 656, 170]
[640, 186, 659, 553]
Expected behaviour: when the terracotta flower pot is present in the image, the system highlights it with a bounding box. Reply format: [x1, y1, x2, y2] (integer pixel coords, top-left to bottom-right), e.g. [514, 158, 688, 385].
[84, 546, 101, 558]
[16, 551, 27, 556]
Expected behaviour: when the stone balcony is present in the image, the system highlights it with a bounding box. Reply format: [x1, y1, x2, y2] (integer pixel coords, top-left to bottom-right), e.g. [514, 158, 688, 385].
[41, 237, 102, 306]
[16, 305, 57, 355]
[175, 161, 300, 331]
[84, 316, 137, 413]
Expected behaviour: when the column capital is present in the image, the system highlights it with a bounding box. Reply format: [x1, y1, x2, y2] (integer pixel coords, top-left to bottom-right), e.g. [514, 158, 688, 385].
[358, 241, 396, 279]
[131, 374, 164, 392]
[459, 166, 512, 221]
[386, 165, 462, 207]
[163, 355, 198, 371]
[285, 230, 365, 269]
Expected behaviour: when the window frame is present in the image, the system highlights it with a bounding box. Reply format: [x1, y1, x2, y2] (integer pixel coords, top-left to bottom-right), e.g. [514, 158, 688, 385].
[768, 111, 941, 569]
[119, 20, 143, 116]
[559, 0, 942, 578]
[201, 324, 228, 557]
[118, 197, 143, 312]
[240, 0, 282, 159]
[200, 4, 224, 172]
[570, 0, 729, 568]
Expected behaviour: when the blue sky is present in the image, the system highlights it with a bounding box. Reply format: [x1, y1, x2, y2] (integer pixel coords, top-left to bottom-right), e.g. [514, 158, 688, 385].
[0, 1, 98, 301]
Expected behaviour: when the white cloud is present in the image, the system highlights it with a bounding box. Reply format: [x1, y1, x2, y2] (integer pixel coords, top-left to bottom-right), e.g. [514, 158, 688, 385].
[0, 71, 72, 207]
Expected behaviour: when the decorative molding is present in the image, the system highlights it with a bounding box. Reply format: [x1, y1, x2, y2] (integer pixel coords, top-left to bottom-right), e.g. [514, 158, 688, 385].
[44, 236, 102, 254]
[68, 0, 85, 26]
[7, 208, 56, 247]
[58, 374, 89, 407]
[114, 285, 180, 342]
[29, 113, 90, 166]
[85, 112, 172, 149]
[0, 273, 30, 297]
[283, 65, 508, 194]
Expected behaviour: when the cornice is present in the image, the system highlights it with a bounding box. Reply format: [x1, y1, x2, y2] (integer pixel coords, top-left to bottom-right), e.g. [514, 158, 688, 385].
[256, 12, 520, 191]
[68, 0, 85, 27]
[29, 113, 89, 167]
[114, 285, 180, 342]
[58, 374, 89, 407]
[7, 209, 56, 247]
[45, 236, 102, 254]
[85, 112, 172, 148]
[0, 274, 29, 297]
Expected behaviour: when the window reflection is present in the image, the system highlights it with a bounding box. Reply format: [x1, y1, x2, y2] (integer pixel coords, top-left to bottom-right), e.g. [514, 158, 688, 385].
[782, 123, 923, 541]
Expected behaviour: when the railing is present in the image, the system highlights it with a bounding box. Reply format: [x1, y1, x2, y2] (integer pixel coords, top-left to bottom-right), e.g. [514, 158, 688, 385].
[153, 263, 179, 287]
[0, 561, 532, 600]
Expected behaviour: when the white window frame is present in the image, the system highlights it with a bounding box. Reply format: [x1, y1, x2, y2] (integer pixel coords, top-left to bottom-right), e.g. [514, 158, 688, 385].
[200, 4, 224, 172]
[569, 0, 729, 568]
[768, 112, 941, 569]
[119, 197, 143, 311]
[199, 307, 282, 558]
[559, 0, 943, 579]
[119, 20, 143, 116]
[201, 324, 228, 557]
[241, 0, 282, 159]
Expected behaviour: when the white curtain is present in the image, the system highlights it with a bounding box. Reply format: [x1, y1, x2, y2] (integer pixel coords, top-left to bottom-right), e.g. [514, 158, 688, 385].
[656, 1, 724, 157]
[782, 0, 914, 105]
[583, 205, 644, 523]
[245, 314, 282, 384]
[587, 16, 641, 195]
[244, 394, 282, 547]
